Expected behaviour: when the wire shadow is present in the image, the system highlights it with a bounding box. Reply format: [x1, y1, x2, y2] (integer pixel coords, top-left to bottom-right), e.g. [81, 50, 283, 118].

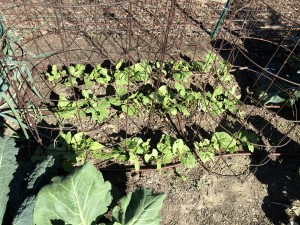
[248, 115, 300, 224]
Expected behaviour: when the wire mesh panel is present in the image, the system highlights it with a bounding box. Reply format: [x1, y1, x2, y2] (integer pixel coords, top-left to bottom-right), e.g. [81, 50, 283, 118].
[1, 0, 200, 66]
[0, 0, 299, 175]
[209, 0, 300, 160]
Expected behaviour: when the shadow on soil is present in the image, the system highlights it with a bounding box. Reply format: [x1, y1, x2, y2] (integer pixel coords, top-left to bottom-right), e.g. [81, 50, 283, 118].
[211, 38, 300, 121]
[248, 115, 300, 225]
[210, 36, 300, 223]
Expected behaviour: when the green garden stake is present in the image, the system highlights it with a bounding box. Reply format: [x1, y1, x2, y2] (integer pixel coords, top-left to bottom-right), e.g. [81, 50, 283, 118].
[210, 0, 233, 40]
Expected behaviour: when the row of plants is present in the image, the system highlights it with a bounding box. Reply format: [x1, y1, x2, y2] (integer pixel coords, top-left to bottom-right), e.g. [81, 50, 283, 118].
[33, 129, 258, 171]
[0, 137, 165, 225]
[46, 53, 241, 123]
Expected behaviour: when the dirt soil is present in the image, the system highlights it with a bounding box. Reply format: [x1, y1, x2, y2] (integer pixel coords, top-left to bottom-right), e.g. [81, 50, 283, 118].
[100, 106, 300, 225]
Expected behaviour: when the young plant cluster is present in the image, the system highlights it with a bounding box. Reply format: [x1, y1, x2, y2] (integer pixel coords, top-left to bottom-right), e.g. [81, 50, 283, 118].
[105, 134, 197, 170]
[194, 130, 259, 163]
[32, 131, 105, 171]
[40, 53, 249, 170]
[35, 128, 258, 171]
[48, 54, 240, 124]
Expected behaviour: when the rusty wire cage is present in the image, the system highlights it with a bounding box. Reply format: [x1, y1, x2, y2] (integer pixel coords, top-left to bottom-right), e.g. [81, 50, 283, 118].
[0, 0, 300, 173]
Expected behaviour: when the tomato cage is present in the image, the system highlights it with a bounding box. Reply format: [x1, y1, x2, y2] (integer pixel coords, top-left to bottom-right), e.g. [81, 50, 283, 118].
[0, 0, 299, 174]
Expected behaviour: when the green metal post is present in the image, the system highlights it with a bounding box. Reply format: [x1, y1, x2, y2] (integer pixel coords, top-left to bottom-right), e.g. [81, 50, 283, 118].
[210, 0, 233, 40]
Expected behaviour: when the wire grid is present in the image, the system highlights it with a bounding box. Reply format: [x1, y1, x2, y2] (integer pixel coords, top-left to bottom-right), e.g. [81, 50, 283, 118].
[0, 0, 300, 174]
[206, 0, 300, 175]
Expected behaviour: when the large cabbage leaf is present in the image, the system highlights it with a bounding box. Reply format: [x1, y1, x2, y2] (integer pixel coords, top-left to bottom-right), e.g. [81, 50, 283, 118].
[33, 162, 112, 225]
[0, 136, 18, 224]
[112, 187, 166, 225]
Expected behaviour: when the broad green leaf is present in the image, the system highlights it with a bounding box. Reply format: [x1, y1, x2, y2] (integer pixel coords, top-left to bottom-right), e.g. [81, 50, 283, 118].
[12, 196, 35, 225]
[0, 137, 18, 224]
[57, 96, 71, 108]
[60, 131, 72, 144]
[95, 70, 111, 84]
[51, 65, 58, 74]
[83, 77, 93, 88]
[72, 132, 85, 144]
[179, 152, 196, 168]
[55, 108, 78, 119]
[157, 135, 173, 154]
[130, 61, 150, 82]
[237, 130, 259, 144]
[122, 104, 138, 116]
[13, 156, 56, 225]
[112, 187, 166, 225]
[198, 151, 214, 163]
[192, 61, 204, 71]
[168, 106, 177, 115]
[212, 86, 223, 100]
[69, 66, 76, 76]
[33, 162, 112, 225]
[70, 64, 85, 77]
[173, 71, 192, 82]
[114, 70, 129, 86]
[248, 144, 254, 153]
[144, 154, 152, 163]
[172, 139, 196, 168]
[211, 132, 236, 151]
[109, 97, 122, 106]
[193, 139, 210, 150]
[81, 89, 90, 99]
[145, 149, 158, 163]
[177, 105, 190, 116]
[89, 142, 105, 151]
[124, 137, 149, 155]
[129, 153, 140, 171]
[158, 85, 168, 96]
[116, 87, 128, 96]
[26, 155, 55, 190]
[174, 82, 185, 96]
[172, 139, 189, 154]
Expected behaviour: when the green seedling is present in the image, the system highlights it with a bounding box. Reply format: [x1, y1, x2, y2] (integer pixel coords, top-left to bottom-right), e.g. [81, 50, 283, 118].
[171, 60, 193, 82]
[82, 90, 111, 123]
[32, 131, 105, 171]
[194, 131, 258, 163]
[46, 65, 67, 82]
[114, 137, 151, 171]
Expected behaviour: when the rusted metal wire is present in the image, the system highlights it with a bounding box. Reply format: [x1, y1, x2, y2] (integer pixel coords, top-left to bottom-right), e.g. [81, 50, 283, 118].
[0, 0, 300, 174]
